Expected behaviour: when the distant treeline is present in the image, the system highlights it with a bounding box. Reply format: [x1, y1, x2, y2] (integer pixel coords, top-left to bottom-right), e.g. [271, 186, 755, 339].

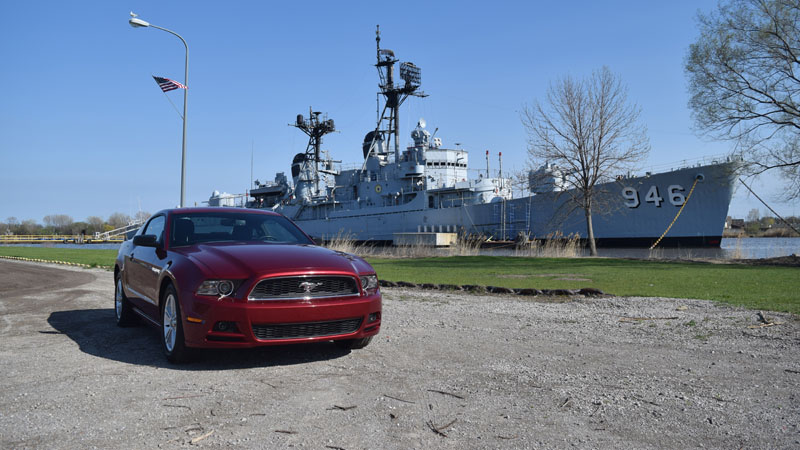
[1, 212, 151, 236]
[725, 210, 800, 238]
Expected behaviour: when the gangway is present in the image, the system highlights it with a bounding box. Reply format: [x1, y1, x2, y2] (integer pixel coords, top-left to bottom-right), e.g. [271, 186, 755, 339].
[95, 219, 145, 241]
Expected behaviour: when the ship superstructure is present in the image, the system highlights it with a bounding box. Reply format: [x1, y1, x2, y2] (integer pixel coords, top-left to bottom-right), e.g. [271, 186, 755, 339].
[215, 28, 737, 247]
[246, 27, 512, 229]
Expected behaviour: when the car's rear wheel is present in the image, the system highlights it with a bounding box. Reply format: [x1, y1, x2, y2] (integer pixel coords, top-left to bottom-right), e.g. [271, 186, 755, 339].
[115, 275, 135, 327]
[161, 284, 190, 363]
[334, 336, 373, 350]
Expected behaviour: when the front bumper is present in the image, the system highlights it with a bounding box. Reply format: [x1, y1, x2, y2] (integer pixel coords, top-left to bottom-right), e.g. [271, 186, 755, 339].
[178, 289, 382, 348]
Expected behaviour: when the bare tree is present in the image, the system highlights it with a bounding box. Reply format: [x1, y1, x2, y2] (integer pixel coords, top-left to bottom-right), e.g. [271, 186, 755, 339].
[134, 210, 152, 223]
[17, 219, 40, 235]
[86, 216, 105, 234]
[508, 169, 531, 198]
[3, 217, 17, 235]
[43, 214, 74, 234]
[685, 0, 800, 199]
[522, 67, 650, 255]
[107, 212, 131, 229]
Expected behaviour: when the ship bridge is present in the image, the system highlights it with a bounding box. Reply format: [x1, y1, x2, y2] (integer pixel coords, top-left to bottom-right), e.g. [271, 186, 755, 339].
[423, 148, 468, 189]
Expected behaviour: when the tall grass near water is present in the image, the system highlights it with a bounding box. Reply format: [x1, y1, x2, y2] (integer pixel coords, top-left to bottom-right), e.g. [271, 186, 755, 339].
[323, 232, 581, 258]
[729, 236, 745, 259]
[513, 232, 582, 258]
[322, 232, 483, 258]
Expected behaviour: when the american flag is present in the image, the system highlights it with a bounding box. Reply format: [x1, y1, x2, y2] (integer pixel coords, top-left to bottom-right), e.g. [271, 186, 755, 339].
[152, 76, 187, 92]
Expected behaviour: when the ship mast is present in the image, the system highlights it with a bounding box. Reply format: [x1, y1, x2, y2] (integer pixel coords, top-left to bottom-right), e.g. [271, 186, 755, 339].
[291, 107, 336, 197]
[373, 25, 426, 163]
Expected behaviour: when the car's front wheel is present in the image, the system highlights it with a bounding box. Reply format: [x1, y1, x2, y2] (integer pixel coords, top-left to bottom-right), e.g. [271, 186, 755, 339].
[115, 275, 135, 327]
[161, 284, 190, 363]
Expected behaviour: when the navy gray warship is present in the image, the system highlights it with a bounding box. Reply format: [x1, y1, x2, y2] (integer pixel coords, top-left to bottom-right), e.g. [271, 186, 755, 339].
[212, 28, 738, 247]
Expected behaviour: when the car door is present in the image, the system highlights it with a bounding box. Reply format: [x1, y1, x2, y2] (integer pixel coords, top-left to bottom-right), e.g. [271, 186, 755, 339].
[125, 215, 166, 319]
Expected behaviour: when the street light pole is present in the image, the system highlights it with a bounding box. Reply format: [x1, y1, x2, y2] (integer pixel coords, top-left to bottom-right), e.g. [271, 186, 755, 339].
[129, 13, 189, 208]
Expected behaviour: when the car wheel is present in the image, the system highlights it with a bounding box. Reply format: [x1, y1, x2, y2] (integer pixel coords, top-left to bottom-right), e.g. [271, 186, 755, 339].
[115, 275, 136, 327]
[161, 284, 190, 363]
[334, 336, 373, 350]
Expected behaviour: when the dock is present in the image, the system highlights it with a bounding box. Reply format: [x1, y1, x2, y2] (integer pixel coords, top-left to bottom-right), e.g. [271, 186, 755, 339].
[0, 219, 143, 245]
[393, 232, 458, 247]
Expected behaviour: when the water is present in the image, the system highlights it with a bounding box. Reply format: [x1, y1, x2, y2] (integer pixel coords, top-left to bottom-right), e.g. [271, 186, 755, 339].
[719, 237, 799, 259]
[3, 237, 799, 260]
[523, 237, 799, 259]
[569, 238, 792, 259]
[482, 237, 800, 259]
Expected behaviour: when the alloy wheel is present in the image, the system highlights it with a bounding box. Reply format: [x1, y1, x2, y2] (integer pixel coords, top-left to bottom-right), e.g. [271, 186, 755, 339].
[163, 293, 178, 352]
[115, 278, 124, 320]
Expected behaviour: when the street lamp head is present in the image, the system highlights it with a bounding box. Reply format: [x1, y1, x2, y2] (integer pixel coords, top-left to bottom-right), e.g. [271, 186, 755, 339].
[129, 15, 150, 28]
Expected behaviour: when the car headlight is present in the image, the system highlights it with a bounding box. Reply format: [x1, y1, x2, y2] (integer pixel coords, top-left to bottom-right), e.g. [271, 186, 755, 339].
[360, 274, 379, 295]
[197, 280, 236, 297]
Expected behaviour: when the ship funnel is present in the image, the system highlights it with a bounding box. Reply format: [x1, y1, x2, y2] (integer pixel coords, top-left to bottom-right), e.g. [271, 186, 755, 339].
[362, 131, 387, 159]
[291, 153, 306, 179]
[291, 153, 314, 202]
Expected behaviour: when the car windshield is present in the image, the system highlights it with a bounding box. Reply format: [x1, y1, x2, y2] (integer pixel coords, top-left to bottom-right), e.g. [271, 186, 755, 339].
[169, 212, 313, 247]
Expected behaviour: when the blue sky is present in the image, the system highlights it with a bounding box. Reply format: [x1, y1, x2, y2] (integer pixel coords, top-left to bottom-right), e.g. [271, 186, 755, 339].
[0, 0, 796, 224]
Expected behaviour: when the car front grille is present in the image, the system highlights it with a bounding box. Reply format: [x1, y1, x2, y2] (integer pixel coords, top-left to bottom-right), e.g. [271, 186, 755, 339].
[248, 275, 359, 300]
[251, 318, 362, 340]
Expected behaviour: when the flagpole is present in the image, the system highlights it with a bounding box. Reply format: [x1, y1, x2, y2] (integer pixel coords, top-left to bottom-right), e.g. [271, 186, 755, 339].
[130, 15, 189, 208]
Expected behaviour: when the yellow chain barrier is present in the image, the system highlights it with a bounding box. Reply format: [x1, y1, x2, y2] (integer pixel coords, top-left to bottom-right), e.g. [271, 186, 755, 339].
[649, 177, 700, 250]
[0, 254, 112, 269]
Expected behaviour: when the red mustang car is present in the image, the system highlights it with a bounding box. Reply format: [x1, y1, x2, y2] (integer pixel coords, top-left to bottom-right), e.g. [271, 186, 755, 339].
[114, 208, 381, 362]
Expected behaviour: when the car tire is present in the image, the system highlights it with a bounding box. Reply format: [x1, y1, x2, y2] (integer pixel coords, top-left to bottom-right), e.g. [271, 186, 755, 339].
[334, 336, 373, 350]
[115, 274, 136, 327]
[161, 284, 191, 363]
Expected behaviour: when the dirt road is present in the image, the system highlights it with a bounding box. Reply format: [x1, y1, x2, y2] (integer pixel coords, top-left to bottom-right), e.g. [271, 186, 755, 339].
[0, 259, 798, 448]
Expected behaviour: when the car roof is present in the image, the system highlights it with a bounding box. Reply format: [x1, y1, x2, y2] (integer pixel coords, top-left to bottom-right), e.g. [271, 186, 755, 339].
[156, 207, 282, 217]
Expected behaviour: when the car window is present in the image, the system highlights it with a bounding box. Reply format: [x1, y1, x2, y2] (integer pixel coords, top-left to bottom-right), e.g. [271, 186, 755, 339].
[169, 212, 312, 247]
[142, 215, 165, 242]
[259, 217, 307, 242]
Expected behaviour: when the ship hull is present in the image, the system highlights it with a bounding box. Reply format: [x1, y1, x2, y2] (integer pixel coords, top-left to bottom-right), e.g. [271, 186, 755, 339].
[272, 162, 736, 248]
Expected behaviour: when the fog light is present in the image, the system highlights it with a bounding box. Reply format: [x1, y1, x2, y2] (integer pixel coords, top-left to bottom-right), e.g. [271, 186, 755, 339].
[368, 312, 380, 323]
[212, 321, 238, 333]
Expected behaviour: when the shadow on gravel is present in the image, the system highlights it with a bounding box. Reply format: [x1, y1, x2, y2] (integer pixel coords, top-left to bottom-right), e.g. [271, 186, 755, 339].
[47, 308, 351, 370]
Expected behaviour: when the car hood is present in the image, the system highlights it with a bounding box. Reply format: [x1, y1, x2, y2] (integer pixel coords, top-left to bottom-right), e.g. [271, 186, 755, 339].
[173, 243, 373, 279]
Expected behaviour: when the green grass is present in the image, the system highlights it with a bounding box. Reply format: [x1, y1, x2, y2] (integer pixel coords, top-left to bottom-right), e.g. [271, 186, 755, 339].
[366, 256, 800, 314]
[1, 247, 797, 315]
[0, 247, 117, 268]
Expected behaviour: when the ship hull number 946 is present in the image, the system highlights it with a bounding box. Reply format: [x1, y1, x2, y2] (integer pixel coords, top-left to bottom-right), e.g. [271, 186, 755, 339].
[622, 185, 685, 208]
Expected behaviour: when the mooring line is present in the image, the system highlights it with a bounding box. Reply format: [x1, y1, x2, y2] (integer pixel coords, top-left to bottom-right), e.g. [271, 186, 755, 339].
[650, 177, 700, 250]
[738, 178, 800, 236]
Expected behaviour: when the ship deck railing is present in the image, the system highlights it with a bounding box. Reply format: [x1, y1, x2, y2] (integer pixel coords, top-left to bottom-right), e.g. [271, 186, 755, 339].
[641, 153, 739, 175]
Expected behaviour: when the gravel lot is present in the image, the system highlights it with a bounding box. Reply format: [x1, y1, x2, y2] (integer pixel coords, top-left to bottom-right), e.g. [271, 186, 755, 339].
[1, 259, 798, 449]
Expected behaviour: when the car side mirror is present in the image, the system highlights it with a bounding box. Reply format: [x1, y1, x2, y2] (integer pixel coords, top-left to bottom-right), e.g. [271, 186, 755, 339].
[133, 234, 159, 247]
